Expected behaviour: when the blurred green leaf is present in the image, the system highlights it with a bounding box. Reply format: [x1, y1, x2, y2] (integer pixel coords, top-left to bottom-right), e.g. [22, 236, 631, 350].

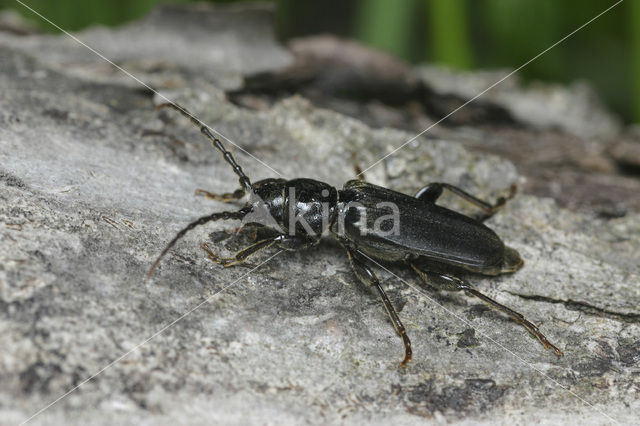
[0, 0, 635, 122]
[355, 0, 414, 60]
[481, 0, 563, 79]
[630, 0, 640, 122]
[426, 0, 473, 69]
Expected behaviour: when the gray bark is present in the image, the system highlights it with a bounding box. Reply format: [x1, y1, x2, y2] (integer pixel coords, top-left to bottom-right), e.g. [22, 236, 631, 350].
[1, 4, 638, 425]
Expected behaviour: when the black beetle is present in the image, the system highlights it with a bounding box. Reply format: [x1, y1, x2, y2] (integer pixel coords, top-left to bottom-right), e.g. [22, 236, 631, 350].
[148, 102, 563, 366]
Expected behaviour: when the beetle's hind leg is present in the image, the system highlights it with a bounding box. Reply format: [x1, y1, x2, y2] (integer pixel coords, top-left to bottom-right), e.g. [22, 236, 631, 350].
[195, 188, 245, 202]
[410, 263, 563, 356]
[415, 183, 516, 222]
[346, 248, 412, 367]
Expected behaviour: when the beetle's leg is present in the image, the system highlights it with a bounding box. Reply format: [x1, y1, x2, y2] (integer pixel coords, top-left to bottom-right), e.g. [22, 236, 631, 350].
[201, 238, 276, 267]
[233, 224, 261, 241]
[410, 264, 563, 356]
[346, 248, 412, 367]
[351, 152, 366, 181]
[415, 183, 516, 222]
[414, 183, 444, 203]
[146, 209, 249, 280]
[202, 234, 317, 267]
[195, 188, 245, 202]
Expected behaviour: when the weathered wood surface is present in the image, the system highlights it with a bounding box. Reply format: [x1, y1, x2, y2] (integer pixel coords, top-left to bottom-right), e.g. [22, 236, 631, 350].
[1, 4, 638, 425]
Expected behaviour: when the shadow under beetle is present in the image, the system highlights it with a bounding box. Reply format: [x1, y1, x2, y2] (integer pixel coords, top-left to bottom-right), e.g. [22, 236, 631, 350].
[148, 102, 563, 366]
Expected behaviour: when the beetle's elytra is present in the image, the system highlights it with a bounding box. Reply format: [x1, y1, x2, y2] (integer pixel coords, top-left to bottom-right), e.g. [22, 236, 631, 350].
[148, 102, 563, 366]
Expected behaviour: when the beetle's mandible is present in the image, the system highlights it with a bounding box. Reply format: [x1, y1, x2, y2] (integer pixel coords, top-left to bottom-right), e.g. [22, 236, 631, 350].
[147, 102, 563, 366]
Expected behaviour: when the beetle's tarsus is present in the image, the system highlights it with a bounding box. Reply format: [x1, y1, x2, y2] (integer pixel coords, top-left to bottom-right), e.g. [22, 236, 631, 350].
[399, 333, 413, 367]
[543, 338, 564, 357]
[411, 263, 562, 358]
[195, 188, 245, 202]
[523, 320, 563, 356]
[202, 236, 280, 267]
[146, 210, 246, 280]
[345, 247, 412, 368]
[201, 242, 236, 266]
[351, 152, 366, 181]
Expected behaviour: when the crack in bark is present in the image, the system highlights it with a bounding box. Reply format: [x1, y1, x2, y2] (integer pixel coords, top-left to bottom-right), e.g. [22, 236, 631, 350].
[506, 292, 640, 324]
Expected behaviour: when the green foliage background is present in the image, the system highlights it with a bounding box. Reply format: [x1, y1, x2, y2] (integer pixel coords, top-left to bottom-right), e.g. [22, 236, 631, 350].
[3, 0, 637, 123]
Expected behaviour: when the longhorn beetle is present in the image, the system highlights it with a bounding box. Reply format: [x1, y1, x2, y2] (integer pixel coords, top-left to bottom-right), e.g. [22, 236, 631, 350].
[147, 102, 563, 366]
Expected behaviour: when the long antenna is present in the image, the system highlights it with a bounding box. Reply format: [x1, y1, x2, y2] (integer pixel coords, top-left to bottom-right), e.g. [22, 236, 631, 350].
[157, 103, 253, 192]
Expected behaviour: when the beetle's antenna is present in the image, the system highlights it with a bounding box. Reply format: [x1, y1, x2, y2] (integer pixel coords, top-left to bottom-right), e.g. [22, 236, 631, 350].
[157, 102, 253, 192]
[146, 209, 247, 281]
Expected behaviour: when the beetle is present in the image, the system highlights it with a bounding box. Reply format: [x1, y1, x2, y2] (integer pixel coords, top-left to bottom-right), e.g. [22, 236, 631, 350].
[147, 102, 563, 366]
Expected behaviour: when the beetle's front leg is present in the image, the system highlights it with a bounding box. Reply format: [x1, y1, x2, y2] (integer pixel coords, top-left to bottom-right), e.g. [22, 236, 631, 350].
[202, 238, 276, 267]
[195, 188, 245, 202]
[410, 263, 563, 356]
[201, 234, 316, 267]
[346, 248, 412, 367]
[147, 209, 249, 280]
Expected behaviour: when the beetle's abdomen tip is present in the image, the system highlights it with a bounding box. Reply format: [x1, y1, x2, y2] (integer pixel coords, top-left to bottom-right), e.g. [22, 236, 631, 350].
[502, 246, 524, 273]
